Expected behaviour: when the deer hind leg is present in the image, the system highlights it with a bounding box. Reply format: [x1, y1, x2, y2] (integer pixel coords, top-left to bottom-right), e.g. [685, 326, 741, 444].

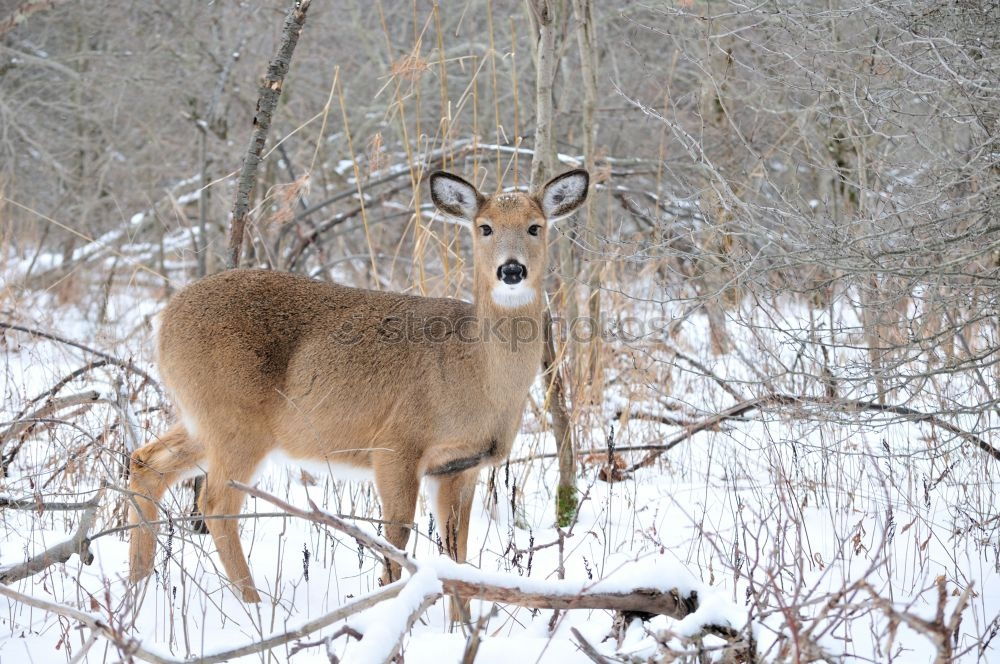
[129, 424, 204, 583]
[372, 452, 420, 586]
[430, 468, 478, 622]
[201, 440, 267, 603]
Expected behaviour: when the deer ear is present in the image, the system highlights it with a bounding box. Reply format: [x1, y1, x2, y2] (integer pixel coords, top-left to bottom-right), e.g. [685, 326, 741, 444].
[430, 171, 483, 225]
[537, 169, 589, 224]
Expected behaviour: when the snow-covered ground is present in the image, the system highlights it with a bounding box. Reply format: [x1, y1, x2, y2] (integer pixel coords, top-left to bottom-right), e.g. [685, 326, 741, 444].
[2, 273, 998, 662]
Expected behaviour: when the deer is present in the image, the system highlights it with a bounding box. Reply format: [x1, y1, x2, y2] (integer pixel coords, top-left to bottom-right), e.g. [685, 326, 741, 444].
[127, 168, 589, 605]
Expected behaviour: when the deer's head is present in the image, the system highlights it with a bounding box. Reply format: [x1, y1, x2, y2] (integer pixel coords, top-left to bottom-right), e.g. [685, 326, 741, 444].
[430, 169, 589, 309]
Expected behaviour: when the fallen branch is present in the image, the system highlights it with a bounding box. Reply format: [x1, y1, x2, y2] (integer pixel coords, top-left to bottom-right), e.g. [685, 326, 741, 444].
[235, 483, 749, 650]
[0, 486, 104, 583]
[439, 566, 696, 618]
[351, 567, 442, 664]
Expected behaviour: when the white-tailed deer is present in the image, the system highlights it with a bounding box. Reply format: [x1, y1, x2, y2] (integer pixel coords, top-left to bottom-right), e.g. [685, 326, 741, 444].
[128, 169, 589, 603]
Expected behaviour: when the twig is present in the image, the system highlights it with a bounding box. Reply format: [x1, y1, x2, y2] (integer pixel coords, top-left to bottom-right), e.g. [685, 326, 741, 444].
[571, 627, 611, 664]
[460, 608, 492, 663]
[179, 582, 405, 664]
[864, 578, 972, 664]
[288, 625, 363, 658]
[669, 347, 747, 402]
[232, 481, 416, 573]
[15, 360, 111, 420]
[0, 583, 175, 664]
[614, 409, 701, 428]
[287, 143, 466, 225]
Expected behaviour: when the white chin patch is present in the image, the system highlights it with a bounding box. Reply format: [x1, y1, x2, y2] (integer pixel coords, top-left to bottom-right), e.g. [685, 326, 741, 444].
[492, 282, 537, 308]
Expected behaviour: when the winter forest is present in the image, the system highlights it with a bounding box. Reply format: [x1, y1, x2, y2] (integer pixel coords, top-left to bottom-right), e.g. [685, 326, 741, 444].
[2, 0, 999, 662]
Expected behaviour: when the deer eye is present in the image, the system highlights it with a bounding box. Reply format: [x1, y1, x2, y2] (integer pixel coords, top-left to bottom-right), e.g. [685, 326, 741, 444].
[527, 224, 541, 236]
[479, 224, 493, 237]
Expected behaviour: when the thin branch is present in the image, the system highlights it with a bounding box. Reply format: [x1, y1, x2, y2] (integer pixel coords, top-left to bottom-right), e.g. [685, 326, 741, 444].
[0, 583, 176, 663]
[0, 486, 104, 584]
[0, 390, 100, 458]
[615, 409, 701, 428]
[226, 0, 313, 268]
[232, 481, 417, 573]
[0, 322, 159, 393]
[627, 393, 1000, 473]
[571, 627, 612, 664]
[181, 582, 405, 664]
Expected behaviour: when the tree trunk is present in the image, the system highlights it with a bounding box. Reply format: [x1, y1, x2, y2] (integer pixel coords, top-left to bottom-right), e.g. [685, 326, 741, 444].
[572, 0, 602, 396]
[528, 0, 557, 190]
[528, 0, 577, 527]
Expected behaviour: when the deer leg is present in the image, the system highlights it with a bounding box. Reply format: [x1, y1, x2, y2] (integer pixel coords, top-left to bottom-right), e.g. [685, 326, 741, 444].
[433, 468, 477, 562]
[431, 468, 478, 621]
[201, 447, 265, 603]
[128, 424, 204, 582]
[189, 475, 210, 535]
[373, 453, 420, 585]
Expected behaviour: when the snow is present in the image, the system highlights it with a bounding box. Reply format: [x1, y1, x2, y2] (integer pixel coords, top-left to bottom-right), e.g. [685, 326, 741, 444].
[1, 262, 998, 663]
[346, 567, 442, 663]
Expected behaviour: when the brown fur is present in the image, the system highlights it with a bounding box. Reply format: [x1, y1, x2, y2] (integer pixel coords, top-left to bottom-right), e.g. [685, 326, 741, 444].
[128, 170, 588, 605]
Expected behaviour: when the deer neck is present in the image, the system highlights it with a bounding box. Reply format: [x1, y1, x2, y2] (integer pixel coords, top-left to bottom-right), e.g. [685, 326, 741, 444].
[472, 274, 546, 399]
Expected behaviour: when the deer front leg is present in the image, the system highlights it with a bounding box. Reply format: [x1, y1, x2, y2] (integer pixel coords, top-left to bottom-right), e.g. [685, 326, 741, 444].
[430, 468, 478, 622]
[373, 452, 420, 585]
[432, 468, 477, 562]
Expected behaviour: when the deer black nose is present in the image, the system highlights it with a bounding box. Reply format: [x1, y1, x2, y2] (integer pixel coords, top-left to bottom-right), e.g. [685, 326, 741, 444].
[497, 259, 527, 285]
